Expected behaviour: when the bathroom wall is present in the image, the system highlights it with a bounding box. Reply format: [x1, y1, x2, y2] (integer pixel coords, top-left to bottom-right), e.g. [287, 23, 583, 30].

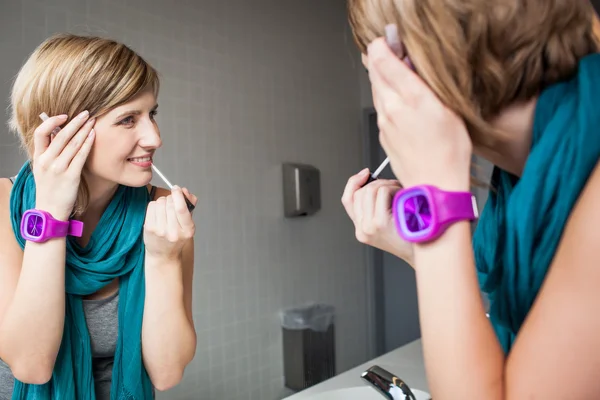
[0, 1, 371, 399]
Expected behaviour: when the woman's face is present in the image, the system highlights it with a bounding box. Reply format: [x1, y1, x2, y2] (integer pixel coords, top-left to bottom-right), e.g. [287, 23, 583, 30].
[85, 90, 162, 189]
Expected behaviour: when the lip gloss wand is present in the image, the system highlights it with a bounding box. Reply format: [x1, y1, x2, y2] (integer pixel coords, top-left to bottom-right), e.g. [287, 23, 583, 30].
[151, 164, 195, 212]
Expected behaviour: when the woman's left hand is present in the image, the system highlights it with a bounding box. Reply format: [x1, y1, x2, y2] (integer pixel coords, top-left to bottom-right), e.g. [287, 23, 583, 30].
[144, 186, 197, 261]
[367, 37, 473, 192]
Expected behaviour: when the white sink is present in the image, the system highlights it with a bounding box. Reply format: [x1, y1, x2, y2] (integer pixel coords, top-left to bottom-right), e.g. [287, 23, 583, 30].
[304, 386, 431, 399]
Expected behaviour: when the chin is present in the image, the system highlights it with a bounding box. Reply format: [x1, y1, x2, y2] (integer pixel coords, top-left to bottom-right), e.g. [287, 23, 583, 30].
[119, 171, 153, 188]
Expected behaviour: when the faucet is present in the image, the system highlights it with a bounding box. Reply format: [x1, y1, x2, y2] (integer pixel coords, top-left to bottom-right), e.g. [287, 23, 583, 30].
[361, 365, 424, 400]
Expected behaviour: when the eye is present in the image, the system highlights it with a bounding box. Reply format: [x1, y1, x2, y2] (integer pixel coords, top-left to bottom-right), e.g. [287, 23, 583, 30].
[150, 110, 158, 120]
[118, 115, 135, 126]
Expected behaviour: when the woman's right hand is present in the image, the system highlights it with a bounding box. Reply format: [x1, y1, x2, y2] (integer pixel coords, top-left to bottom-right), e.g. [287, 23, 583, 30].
[341, 168, 414, 266]
[32, 111, 96, 221]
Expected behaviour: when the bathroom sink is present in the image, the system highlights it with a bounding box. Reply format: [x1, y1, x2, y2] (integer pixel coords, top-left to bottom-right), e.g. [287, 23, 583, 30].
[305, 386, 431, 400]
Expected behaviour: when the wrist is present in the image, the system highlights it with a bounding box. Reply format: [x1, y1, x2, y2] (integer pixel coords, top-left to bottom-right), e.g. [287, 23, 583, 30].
[413, 220, 471, 255]
[145, 253, 184, 283]
[33, 204, 71, 222]
[408, 175, 470, 193]
[436, 178, 471, 193]
[145, 251, 183, 267]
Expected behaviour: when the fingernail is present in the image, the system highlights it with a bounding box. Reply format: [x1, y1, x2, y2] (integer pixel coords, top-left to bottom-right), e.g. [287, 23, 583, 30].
[88, 129, 95, 137]
[87, 117, 96, 125]
[360, 168, 369, 175]
[385, 24, 402, 55]
[173, 185, 180, 190]
[78, 110, 90, 119]
[57, 114, 68, 120]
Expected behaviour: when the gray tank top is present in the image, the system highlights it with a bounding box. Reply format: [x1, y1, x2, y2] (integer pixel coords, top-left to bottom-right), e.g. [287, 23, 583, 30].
[0, 178, 157, 399]
[0, 293, 119, 400]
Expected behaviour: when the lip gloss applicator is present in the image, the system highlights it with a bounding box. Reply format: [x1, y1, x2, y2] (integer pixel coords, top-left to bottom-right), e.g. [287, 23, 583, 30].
[151, 164, 196, 212]
[364, 157, 390, 186]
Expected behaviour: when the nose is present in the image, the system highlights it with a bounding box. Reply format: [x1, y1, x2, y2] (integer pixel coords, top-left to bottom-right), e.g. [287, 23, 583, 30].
[138, 118, 162, 150]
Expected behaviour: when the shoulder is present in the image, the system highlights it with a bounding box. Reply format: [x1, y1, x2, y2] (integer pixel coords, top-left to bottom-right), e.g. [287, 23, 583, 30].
[0, 178, 14, 218]
[145, 184, 171, 201]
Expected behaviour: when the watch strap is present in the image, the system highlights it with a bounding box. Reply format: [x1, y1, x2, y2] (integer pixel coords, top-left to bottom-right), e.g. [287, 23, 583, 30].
[434, 190, 478, 225]
[68, 220, 84, 237]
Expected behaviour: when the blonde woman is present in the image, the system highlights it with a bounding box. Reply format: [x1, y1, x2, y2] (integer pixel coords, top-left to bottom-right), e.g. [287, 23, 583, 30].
[0, 34, 197, 399]
[342, 1, 600, 399]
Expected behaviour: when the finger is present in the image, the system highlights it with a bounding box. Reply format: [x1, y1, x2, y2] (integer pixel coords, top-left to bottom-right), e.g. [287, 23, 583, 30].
[181, 187, 198, 206]
[367, 38, 425, 101]
[363, 179, 397, 222]
[166, 195, 180, 237]
[371, 84, 396, 141]
[369, 70, 403, 137]
[145, 201, 156, 230]
[57, 118, 95, 166]
[179, 186, 198, 219]
[45, 110, 91, 160]
[362, 183, 378, 232]
[155, 197, 167, 235]
[367, 45, 401, 106]
[342, 168, 370, 219]
[171, 186, 195, 229]
[375, 185, 400, 226]
[353, 186, 364, 227]
[68, 129, 96, 172]
[33, 114, 68, 158]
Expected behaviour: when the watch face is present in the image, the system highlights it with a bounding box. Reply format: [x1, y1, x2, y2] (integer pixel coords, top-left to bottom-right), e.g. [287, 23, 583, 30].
[402, 193, 432, 233]
[21, 210, 46, 241]
[394, 187, 437, 242]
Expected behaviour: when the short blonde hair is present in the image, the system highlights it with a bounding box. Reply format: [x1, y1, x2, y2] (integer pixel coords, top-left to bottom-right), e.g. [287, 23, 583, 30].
[9, 33, 160, 214]
[348, 0, 600, 147]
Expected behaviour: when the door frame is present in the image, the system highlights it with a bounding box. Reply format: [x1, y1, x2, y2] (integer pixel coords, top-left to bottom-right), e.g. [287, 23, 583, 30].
[361, 107, 386, 358]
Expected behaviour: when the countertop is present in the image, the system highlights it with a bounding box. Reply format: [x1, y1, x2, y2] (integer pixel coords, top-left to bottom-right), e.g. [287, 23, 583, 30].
[283, 338, 429, 399]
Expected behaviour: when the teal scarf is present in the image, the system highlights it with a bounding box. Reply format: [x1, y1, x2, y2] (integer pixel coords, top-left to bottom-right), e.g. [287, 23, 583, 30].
[9, 161, 154, 399]
[473, 53, 600, 354]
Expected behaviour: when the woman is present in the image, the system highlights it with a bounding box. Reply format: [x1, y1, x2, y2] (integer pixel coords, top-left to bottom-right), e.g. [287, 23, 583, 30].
[343, 0, 600, 399]
[0, 34, 197, 399]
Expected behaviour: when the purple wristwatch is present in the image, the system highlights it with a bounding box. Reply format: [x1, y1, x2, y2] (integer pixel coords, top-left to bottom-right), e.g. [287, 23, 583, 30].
[20, 209, 84, 243]
[392, 185, 478, 243]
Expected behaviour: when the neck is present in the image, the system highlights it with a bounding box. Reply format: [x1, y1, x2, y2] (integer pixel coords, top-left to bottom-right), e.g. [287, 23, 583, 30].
[474, 97, 538, 177]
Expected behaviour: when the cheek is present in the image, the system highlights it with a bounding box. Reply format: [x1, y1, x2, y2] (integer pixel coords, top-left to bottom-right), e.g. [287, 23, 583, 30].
[85, 134, 129, 169]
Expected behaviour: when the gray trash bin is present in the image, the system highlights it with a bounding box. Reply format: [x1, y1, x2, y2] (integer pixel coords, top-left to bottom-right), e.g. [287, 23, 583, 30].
[281, 304, 336, 391]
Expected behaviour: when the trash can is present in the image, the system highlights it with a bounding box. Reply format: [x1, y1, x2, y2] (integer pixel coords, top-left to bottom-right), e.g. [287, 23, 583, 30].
[281, 304, 336, 391]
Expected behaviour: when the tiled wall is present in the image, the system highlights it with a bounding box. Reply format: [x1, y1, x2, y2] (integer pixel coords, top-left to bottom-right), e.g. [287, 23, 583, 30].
[0, 1, 370, 399]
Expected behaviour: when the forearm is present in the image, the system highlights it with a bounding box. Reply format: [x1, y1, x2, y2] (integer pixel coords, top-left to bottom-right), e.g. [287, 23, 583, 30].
[0, 240, 66, 381]
[413, 222, 505, 400]
[142, 254, 196, 390]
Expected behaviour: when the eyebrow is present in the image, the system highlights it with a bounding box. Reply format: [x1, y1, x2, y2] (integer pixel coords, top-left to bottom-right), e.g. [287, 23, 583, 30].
[114, 104, 159, 120]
